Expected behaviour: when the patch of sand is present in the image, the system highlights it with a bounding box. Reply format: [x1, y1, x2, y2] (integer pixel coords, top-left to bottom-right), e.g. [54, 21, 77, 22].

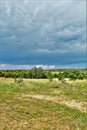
[19, 94, 87, 113]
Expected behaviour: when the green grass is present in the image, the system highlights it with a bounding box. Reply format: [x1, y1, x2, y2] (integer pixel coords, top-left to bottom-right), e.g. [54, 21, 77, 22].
[0, 78, 87, 130]
[58, 81, 87, 101]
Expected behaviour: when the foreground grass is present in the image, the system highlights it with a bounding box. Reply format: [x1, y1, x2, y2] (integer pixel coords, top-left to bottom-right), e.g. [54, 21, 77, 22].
[0, 78, 87, 130]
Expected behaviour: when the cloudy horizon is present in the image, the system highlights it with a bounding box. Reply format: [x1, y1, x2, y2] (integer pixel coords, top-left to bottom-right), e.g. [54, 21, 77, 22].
[0, 0, 86, 69]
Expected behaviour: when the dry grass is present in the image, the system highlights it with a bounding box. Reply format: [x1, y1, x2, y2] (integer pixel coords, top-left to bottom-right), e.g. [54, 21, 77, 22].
[0, 78, 87, 130]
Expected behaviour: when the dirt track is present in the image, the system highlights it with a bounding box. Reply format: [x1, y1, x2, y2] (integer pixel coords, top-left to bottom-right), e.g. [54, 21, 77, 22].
[19, 94, 87, 113]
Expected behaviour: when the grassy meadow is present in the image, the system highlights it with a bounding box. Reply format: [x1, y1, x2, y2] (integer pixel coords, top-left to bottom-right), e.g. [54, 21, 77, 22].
[0, 77, 87, 130]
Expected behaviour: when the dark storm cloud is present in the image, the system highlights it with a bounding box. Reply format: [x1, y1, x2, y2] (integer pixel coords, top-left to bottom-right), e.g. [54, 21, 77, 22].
[0, 0, 86, 68]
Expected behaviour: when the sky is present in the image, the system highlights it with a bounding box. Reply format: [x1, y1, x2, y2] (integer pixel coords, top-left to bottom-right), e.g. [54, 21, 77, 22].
[0, 0, 86, 69]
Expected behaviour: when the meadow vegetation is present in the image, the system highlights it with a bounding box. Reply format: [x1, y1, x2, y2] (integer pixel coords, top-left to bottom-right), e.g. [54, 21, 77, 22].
[0, 68, 87, 130]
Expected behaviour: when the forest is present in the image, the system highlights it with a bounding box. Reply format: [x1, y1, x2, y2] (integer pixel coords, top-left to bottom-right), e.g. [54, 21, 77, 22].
[0, 67, 87, 80]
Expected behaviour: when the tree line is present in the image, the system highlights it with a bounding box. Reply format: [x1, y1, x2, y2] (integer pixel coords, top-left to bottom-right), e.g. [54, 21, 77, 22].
[0, 67, 87, 80]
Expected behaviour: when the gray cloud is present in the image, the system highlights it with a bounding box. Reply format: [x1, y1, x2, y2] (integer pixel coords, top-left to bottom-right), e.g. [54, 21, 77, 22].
[0, 0, 86, 68]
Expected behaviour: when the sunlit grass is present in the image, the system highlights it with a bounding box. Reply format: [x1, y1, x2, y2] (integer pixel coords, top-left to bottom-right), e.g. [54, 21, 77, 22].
[0, 78, 87, 130]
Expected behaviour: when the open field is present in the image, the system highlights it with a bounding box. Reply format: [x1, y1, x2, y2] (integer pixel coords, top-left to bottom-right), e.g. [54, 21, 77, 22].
[0, 78, 87, 130]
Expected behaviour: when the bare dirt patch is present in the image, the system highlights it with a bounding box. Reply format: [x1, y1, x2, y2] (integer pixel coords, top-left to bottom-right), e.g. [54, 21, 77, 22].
[19, 94, 87, 113]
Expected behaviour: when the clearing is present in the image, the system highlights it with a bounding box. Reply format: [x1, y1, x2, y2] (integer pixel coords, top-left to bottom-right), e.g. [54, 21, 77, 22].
[0, 78, 87, 130]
